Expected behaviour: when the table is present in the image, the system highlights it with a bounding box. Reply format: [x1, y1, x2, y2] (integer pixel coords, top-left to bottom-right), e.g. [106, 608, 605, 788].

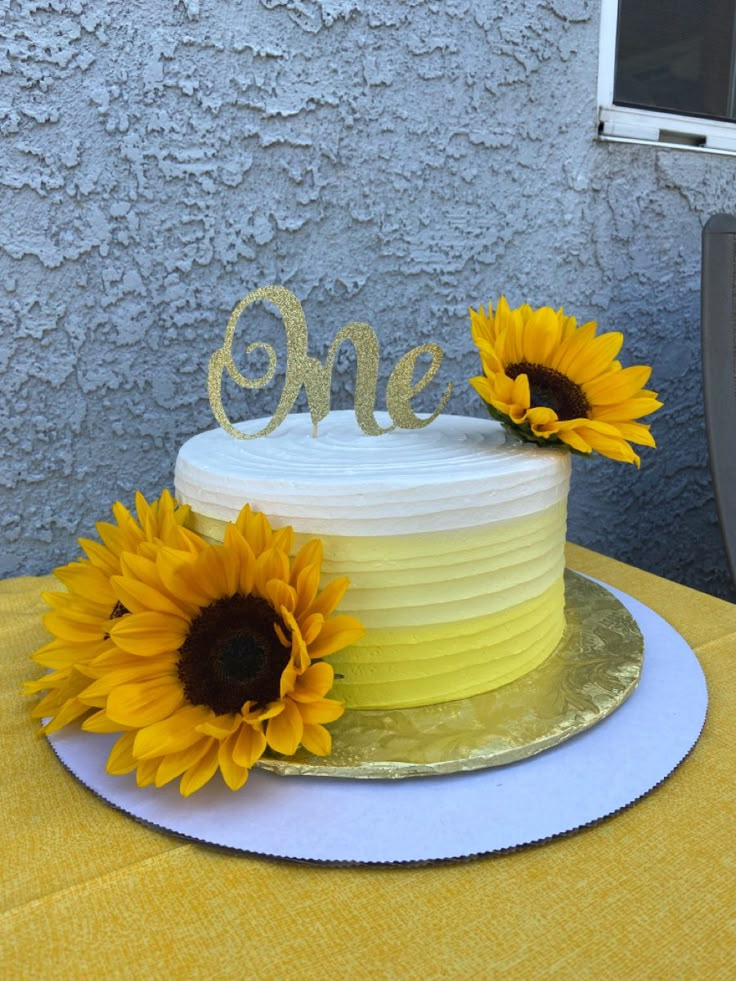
[2, 544, 735, 978]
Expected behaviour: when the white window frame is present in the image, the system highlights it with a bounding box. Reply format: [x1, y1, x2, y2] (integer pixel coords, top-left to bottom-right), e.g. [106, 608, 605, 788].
[597, 0, 736, 156]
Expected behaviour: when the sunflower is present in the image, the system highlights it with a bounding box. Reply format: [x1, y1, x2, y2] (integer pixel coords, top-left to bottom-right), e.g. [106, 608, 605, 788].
[24, 490, 201, 734]
[71, 504, 364, 796]
[469, 298, 663, 466]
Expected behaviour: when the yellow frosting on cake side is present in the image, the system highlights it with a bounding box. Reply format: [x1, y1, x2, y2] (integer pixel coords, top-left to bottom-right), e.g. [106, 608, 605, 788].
[329, 579, 565, 709]
[187, 501, 567, 710]
[189, 500, 566, 626]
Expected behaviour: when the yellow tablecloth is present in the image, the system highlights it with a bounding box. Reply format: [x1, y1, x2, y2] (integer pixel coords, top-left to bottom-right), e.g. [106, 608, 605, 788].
[2, 544, 735, 978]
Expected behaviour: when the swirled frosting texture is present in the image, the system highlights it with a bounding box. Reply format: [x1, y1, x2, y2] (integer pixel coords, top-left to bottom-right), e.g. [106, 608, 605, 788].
[175, 412, 571, 709]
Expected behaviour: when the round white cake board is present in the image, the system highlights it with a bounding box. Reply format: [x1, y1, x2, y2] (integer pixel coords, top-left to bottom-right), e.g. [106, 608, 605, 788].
[48, 579, 708, 864]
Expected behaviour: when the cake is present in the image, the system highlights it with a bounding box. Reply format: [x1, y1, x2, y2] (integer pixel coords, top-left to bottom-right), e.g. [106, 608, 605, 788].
[174, 410, 571, 710]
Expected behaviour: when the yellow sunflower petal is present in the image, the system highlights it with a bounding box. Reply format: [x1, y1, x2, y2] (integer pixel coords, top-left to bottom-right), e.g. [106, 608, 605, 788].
[307, 576, 351, 619]
[266, 698, 304, 756]
[106, 731, 138, 775]
[274, 621, 290, 649]
[87, 647, 159, 671]
[296, 697, 345, 725]
[231, 722, 267, 768]
[38, 697, 90, 735]
[242, 699, 284, 723]
[300, 723, 332, 756]
[308, 615, 365, 659]
[272, 525, 294, 554]
[195, 713, 241, 739]
[110, 574, 189, 620]
[298, 612, 325, 647]
[263, 578, 297, 615]
[290, 539, 323, 589]
[523, 307, 565, 365]
[234, 505, 272, 554]
[290, 660, 335, 702]
[469, 302, 494, 348]
[53, 562, 114, 606]
[575, 427, 640, 466]
[24, 672, 58, 697]
[155, 547, 212, 609]
[218, 733, 251, 791]
[525, 406, 560, 432]
[279, 656, 299, 699]
[179, 740, 221, 796]
[31, 637, 110, 670]
[154, 738, 213, 787]
[302, 723, 332, 756]
[609, 421, 656, 447]
[133, 704, 212, 760]
[551, 319, 598, 374]
[583, 364, 653, 405]
[280, 608, 310, 674]
[82, 709, 133, 734]
[593, 396, 663, 422]
[223, 524, 257, 595]
[496, 297, 518, 337]
[94, 521, 130, 559]
[105, 677, 185, 728]
[469, 374, 496, 406]
[110, 611, 187, 656]
[135, 757, 160, 787]
[79, 657, 177, 701]
[556, 428, 593, 454]
[254, 547, 290, 597]
[510, 373, 531, 413]
[43, 610, 106, 643]
[194, 545, 240, 600]
[555, 417, 617, 436]
[40, 590, 75, 611]
[118, 550, 174, 593]
[135, 491, 159, 541]
[498, 306, 525, 364]
[110, 499, 134, 529]
[564, 331, 624, 384]
[77, 537, 120, 576]
[480, 341, 506, 375]
[478, 371, 531, 424]
[293, 563, 322, 618]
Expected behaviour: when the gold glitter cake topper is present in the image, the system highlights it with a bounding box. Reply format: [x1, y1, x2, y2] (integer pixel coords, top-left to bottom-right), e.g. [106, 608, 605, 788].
[208, 285, 454, 438]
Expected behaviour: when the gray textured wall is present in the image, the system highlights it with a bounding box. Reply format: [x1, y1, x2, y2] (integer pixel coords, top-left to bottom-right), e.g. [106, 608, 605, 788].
[1, 0, 734, 599]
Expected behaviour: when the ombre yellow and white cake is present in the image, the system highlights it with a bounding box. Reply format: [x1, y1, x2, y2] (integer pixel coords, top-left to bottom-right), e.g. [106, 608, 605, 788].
[174, 411, 570, 710]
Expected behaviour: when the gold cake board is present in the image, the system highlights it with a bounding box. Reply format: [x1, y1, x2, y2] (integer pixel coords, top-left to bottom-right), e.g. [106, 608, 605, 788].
[256, 570, 644, 778]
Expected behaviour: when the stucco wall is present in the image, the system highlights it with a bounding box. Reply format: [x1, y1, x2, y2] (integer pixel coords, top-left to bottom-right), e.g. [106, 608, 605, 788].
[1, 0, 734, 599]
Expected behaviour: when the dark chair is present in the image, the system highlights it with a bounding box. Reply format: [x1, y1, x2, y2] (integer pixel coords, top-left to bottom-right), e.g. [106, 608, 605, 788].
[701, 214, 736, 584]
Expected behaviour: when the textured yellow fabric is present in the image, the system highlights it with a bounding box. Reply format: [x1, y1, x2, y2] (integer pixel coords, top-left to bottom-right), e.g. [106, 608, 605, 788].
[3, 547, 736, 979]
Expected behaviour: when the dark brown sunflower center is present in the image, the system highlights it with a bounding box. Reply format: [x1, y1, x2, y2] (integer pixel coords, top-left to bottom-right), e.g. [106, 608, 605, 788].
[177, 594, 289, 716]
[506, 362, 590, 420]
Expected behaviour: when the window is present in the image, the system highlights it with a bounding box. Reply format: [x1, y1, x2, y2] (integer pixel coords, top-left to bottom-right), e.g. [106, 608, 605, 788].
[598, 0, 736, 154]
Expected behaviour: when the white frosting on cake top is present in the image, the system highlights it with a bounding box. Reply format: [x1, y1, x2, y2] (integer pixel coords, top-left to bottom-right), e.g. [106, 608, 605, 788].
[174, 411, 571, 536]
